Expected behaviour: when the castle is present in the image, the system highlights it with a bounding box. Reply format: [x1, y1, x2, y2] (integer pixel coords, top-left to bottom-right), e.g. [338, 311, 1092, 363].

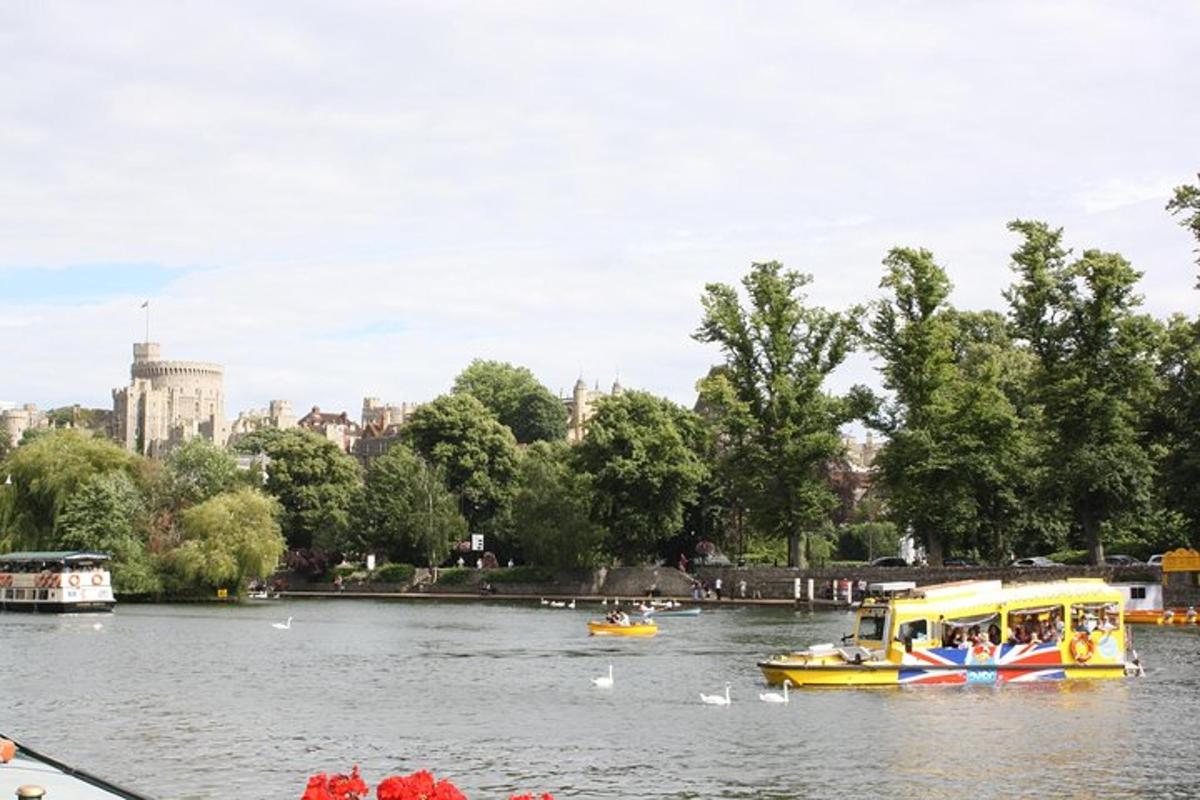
[112, 342, 228, 456]
[563, 377, 623, 443]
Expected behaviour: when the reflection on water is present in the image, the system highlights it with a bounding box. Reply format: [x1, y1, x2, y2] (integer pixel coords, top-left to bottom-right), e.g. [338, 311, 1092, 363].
[1, 602, 1196, 799]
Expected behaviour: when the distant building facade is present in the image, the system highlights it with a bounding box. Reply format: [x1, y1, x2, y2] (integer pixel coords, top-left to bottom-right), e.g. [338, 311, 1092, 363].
[112, 342, 228, 457]
[230, 399, 298, 440]
[563, 377, 623, 444]
[297, 406, 361, 454]
[355, 397, 420, 465]
[0, 403, 47, 448]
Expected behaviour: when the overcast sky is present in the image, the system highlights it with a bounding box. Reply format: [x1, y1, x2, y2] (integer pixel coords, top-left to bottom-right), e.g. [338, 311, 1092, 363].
[2, 2, 1197, 417]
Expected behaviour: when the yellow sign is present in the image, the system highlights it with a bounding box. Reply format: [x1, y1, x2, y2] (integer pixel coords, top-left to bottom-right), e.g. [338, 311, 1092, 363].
[1162, 548, 1200, 573]
[216, 588, 228, 599]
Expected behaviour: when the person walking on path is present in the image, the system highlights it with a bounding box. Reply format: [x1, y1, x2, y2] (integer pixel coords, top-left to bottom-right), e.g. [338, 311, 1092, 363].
[714, 577, 723, 601]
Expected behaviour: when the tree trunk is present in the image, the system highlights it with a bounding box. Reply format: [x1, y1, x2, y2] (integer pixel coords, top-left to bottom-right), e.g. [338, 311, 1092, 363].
[925, 531, 943, 567]
[1081, 509, 1104, 565]
[788, 532, 807, 569]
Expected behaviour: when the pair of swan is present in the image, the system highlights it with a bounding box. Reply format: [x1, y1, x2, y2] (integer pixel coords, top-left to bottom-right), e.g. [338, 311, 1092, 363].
[699, 680, 792, 705]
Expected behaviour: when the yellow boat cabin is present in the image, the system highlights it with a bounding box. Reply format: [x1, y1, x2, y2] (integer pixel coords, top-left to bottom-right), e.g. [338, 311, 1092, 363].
[759, 579, 1138, 687]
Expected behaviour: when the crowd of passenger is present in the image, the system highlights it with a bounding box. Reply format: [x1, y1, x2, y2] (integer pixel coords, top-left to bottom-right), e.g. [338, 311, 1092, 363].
[931, 606, 1118, 649]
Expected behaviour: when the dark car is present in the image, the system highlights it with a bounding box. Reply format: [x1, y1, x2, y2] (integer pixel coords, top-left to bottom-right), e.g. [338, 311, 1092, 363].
[869, 556, 910, 567]
[1011, 556, 1063, 567]
[1104, 554, 1142, 566]
[944, 557, 979, 567]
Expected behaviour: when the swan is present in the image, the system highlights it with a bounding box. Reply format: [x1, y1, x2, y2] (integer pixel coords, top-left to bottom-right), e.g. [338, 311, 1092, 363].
[92, 622, 104, 631]
[568, 599, 576, 609]
[271, 616, 293, 630]
[759, 680, 791, 703]
[592, 664, 614, 689]
[600, 597, 608, 606]
[549, 600, 566, 608]
[540, 598, 549, 605]
[700, 682, 732, 706]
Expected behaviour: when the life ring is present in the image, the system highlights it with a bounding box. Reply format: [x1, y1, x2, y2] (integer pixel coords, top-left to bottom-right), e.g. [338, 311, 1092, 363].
[1069, 633, 1095, 663]
[91, 573, 103, 586]
[68, 574, 81, 588]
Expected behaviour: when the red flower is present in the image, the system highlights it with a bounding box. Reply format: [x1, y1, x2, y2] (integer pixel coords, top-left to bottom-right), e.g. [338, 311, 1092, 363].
[302, 766, 369, 800]
[376, 770, 465, 800]
[301, 774, 334, 800]
[509, 794, 555, 800]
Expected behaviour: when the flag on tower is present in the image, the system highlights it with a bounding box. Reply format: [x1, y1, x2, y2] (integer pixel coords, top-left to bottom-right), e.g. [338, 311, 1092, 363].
[140, 300, 149, 308]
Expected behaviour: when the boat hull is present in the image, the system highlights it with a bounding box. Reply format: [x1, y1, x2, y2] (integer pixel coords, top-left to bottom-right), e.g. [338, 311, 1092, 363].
[588, 621, 658, 637]
[0, 601, 115, 614]
[1126, 609, 1200, 625]
[759, 641, 1128, 687]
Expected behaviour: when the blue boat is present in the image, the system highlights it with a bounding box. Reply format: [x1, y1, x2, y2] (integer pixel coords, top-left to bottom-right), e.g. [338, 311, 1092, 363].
[644, 607, 702, 618]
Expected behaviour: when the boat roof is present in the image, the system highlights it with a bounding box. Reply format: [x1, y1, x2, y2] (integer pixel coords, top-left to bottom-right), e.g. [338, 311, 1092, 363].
[885, 579, 1121, 616]
[0, 551, 111, 564]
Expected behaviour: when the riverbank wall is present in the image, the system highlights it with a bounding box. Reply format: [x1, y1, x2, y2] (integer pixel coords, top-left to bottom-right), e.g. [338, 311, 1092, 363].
[281, 563, 1160, 605]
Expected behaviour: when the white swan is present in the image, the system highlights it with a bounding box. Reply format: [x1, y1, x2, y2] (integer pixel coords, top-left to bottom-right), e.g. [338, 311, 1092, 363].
[759, 680, 791, 703]
[592, 664, 614, 689]
[600, 597, 608, 606]
[700, 682, 732, 706]
[271, 616, 293, 630]
[549, 600, 566, 608]
[568, 599, 576, 609]
[540, 597, 549, 605]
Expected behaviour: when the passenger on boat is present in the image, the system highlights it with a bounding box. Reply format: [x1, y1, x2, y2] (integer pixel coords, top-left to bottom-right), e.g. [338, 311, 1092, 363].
[987, 624, 1002, 646]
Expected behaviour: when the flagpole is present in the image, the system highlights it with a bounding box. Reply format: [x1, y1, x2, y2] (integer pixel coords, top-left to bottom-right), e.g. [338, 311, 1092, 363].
[143, 300, 150, 343]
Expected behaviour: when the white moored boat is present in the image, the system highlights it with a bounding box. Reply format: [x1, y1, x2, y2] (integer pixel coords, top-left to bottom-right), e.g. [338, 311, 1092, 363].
[0, 551, 116, 613]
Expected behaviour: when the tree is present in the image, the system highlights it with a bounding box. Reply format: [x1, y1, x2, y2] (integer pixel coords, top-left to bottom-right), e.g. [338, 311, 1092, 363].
[511, 441, 604, 569]
[3, 429, 138, 549]
[56, 472, 161, 595]
[172, 488, 286, 590]
[1167, 173, 1200, 286]
[1004, 221, 1159, 564]
[166, 437, 240, 508]
[250, 429, 362, 551]
[357, 444, 466, 566]
[867, 249, 1026, 565]
[402, 394, 520, 537]
[452, 359, 568, 443]
[572, 391, 704, 564]
[694, 262, 861, 567]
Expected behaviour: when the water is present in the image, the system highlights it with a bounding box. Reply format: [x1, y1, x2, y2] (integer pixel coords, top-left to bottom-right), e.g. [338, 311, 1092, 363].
[1, 600, 1198, 800]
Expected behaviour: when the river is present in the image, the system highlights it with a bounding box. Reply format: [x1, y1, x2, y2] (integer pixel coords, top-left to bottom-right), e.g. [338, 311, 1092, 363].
[1, 599, 1197, 799]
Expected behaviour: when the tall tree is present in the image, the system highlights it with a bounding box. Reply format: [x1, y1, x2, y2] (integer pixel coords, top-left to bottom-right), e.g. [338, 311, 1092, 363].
[250, 429, 362, 551]
[511, 441, 604, 569]
[1167, 173, 1200, 286]
[573, 391, 704, 564]
[402, 393, 520, 537]
[867, 250, 1026, 565]
[166, 437, 240, 508]
[171, 488, 286, 590]
[694, 262, 860, 567]
[56, 472, 161, 595]
[452, 359, 568, 443]
[356, 444, 466, 566]
[3, 429, 138, 549]
[1005, 221, 1159, 564]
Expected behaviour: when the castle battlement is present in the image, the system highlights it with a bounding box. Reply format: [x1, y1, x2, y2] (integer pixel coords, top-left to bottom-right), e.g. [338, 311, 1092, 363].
[113, 342, 227, 457]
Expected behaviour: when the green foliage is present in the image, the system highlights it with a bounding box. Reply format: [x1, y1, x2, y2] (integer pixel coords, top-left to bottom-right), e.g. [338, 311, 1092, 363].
[435, 567, 472, 585]
[511, 441, 604, 569]
[172, 488, 286, 589]
[867, 248, 1027, 565]
[836, 521, 901, 562]
[371, 562, 415, 583]
[573, 391, 704, 564]
[166, 438, 239, 508]
[250, 429, 361, 551]
[356, 444, 467, 566]
[4, 429, 138, 549]
[1005, 221, 1159, 563]
[1149, 314, 1200, 535]
[0, 485, 12, 551]
[54, 472, 161, 595]
[486, 565, 555, 583]
[1167, 174, 1200, 284]
[452, 359, 568, 443]
[694, 261, 860, 567]
[402, 393, 520, 537]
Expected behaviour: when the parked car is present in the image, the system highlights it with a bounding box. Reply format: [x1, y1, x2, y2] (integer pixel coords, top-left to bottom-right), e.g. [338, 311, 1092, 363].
[943, 557, 979, 567]
[869, 556, 910, 567]
[1011, 556, 1063, 567]
[1148, 554, 1164, 566]
[1103, 554, 1142, 566]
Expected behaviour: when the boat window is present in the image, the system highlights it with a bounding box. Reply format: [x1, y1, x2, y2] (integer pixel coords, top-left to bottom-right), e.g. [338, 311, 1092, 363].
[36, 589, 48, 601]
[939, 613, 1001, 647]
[1008, 605, 1065, 644]
[855, 609, 887, 642]
[1130, 587, 1146, 599]
[1071, 602, 1118, 633]
[896, 619, 928, 643]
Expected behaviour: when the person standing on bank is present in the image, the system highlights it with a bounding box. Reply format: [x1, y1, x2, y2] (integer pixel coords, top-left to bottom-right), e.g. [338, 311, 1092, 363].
[714, 577, 723, 600]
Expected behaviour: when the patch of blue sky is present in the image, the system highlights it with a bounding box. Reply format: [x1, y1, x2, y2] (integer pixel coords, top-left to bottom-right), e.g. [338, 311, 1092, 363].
[0, 263, 188, 303]
[324, 319, 408, 340]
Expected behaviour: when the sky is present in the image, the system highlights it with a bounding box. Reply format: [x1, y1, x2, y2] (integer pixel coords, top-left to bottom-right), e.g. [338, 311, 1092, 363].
[1, 1, 1198, 418]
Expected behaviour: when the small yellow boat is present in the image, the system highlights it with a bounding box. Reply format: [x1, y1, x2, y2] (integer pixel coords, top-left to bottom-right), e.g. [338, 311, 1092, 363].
[587, 620, 659, 637]
[759, 579, 1137, 688]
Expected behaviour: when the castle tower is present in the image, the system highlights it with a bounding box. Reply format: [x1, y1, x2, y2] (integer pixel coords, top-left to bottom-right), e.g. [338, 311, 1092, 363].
[112, 342, 227, 457]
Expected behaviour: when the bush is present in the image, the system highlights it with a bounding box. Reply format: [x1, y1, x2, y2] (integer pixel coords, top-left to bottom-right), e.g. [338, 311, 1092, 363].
[487, 566, 555, 584]
[1046, 549, 1089, 565]
[332, 564, 359, 579]
[435, 567, 472, 586]
[372, 562, 415, 583]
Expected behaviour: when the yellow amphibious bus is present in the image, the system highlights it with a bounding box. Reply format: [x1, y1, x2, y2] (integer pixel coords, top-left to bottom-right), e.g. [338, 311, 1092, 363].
[759, 579, 1138, 687]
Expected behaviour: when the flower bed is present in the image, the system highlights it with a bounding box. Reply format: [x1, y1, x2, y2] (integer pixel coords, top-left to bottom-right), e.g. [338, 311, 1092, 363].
[301, 767, 552, 800]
